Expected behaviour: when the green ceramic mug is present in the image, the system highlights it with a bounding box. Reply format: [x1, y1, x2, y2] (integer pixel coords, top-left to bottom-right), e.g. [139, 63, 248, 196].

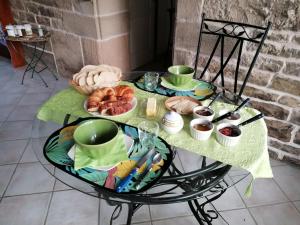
[168, 65, 194, 86]
[73, 119, 119, 158]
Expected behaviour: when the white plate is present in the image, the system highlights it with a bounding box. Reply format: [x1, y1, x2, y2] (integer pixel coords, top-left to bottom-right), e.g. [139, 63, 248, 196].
[67, 134, 134, 171]
[84, 97, 137, 118]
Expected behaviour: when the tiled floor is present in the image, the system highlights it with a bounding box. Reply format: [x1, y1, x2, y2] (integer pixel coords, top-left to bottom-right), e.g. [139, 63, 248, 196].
[1, 56, 300, 225]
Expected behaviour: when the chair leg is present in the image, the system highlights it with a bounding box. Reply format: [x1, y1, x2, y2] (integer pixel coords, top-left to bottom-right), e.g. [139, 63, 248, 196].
[126, 204, 134, 225]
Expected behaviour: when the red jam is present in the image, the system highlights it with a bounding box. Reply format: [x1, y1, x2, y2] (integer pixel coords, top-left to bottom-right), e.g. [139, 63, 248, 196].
[219, 127, 240, 137]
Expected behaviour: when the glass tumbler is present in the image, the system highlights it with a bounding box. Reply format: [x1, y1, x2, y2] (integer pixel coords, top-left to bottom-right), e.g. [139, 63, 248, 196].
[138, 120, 159, 151]
[144, 72, 159, 91]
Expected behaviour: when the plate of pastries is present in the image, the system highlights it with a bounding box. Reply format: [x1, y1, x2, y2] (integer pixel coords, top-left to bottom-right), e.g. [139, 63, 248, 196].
[84, 85, 137, 117]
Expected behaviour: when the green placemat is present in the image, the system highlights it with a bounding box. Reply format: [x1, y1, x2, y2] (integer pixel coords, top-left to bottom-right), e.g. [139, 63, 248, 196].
[37, 81, 273, 195]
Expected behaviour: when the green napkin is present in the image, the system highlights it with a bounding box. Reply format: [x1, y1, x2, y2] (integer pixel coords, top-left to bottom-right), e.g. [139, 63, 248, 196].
[74, 130, 129, 170]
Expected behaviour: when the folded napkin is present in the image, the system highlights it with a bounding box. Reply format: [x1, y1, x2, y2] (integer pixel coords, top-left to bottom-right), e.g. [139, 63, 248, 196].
[74, 130, 129, 170]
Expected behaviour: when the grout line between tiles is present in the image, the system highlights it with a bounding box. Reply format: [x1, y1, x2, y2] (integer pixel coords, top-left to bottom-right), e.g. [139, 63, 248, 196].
[271, 168, 300, 202]
[229, 176, 259, 225]
[230, 168, 299, 213]
[98, 199, 101, 225]
[0, 139, 30, 200]
[149, 214, 200, 223]
[147, 204, 153, 225]
[43, 167, 56, 225]
[0, 137, 33, 144]
[2, 188, 73, 199]
[291, 201, 300, 215]
[247, 201, 300, 209]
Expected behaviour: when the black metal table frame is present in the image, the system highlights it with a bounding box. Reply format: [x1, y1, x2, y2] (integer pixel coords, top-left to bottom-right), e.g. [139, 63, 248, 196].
[21, 40, 58, 87]
[6, 34, 58, 87]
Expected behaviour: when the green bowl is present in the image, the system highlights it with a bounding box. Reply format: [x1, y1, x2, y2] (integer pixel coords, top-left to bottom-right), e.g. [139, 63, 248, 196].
[73, 119, 119, 157]
[168, 65, 195, 86]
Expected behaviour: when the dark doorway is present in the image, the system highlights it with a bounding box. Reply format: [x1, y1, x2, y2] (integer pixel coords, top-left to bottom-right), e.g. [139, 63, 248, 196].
[129, 0, 175, 71]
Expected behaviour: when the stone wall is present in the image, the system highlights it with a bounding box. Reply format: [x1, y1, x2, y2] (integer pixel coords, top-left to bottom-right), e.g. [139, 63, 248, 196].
[174, 0, 300, 164]
[9, 0, 130, 77]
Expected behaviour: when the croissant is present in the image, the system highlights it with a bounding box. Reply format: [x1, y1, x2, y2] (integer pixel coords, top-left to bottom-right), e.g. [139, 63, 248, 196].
[86, 85, 134, 115]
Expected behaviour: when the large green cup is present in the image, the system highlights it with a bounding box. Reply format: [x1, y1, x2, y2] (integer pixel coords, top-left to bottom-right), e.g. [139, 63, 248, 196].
[73, 119, 119, 158]
[168, 65, 194, 86]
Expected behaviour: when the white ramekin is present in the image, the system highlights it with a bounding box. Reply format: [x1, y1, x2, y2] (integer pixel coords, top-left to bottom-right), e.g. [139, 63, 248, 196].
[217, 109, 241, 125]
[193, 106, 215, 121]
[190, 118, 214, 141]
[216, 123, 241, 147]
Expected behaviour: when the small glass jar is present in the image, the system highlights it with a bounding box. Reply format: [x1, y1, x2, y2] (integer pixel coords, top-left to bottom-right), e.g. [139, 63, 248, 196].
[144, 72, 159, 91]
[6, 25, 15, 37]
[16, 25, 23, 36]
[24, 24, 33, 36]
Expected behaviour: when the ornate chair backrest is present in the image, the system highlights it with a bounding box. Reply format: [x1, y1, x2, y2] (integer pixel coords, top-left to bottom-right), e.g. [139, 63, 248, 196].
[194, 13, 271, 100]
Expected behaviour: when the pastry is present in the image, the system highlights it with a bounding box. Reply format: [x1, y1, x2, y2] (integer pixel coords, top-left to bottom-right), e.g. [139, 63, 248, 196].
[86, 85, 134, 116]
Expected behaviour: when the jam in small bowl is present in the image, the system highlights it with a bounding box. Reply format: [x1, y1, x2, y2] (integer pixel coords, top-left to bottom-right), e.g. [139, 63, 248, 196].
[190, 118, 214, 141]
[193, 106, 215, 121]
[218, 109, 241, 125]
[216, 123, 241, 147]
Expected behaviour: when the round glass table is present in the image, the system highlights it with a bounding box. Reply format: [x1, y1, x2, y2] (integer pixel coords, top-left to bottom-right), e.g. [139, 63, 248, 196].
[32, 71, 250, 225]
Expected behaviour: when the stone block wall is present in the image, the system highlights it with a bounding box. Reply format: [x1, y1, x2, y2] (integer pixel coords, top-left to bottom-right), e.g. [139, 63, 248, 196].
[173, 0, 300, 164]
[9, 0, 130, 78]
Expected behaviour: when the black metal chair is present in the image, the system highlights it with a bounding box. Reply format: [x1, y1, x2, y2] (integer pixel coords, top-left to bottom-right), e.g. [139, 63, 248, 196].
[194, 13, 271, 102]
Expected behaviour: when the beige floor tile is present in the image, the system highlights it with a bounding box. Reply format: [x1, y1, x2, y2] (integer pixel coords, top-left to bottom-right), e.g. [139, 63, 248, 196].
[152, 216, 198, 225]
[18, 92, 50, 106]
[0, 121, 33, 141]
[0, 164, 17, 196]
[273, 165, 300, 201]
[233, 176, 288, 207]
[5, 162, 55, 196]
[250, 202, 300, 225]
[0, 193, 51, 225]
[214, 209, 256, 225]
[293, 201, 300, 211]
[212, 186, 245, 211]
[7, 105, 41, 121]
[19, 140, 38, 163]
[0, 139, 28, 165]
[46, 190, 99, 225]
[150, 202, 192, 220]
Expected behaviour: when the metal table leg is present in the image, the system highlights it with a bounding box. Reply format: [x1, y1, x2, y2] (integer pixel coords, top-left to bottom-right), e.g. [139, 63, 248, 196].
[21, 43, 37, 85]
[29, 41, 48, 87]
[20, 41, 58, 87]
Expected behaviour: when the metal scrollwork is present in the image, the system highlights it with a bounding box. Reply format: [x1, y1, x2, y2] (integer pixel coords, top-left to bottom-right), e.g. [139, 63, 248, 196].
[203, 22, 265, 41]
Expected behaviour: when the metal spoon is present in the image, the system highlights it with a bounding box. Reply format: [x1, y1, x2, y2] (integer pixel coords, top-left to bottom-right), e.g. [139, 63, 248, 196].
[212, 98, 250, 123]
[237, 113, 264, 127]
[136, 152, 162, 190]
[207, 92, 222, 108]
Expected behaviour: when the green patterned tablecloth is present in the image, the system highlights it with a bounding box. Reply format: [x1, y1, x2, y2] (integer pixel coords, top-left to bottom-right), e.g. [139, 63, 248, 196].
[37, 81, 273, 195]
